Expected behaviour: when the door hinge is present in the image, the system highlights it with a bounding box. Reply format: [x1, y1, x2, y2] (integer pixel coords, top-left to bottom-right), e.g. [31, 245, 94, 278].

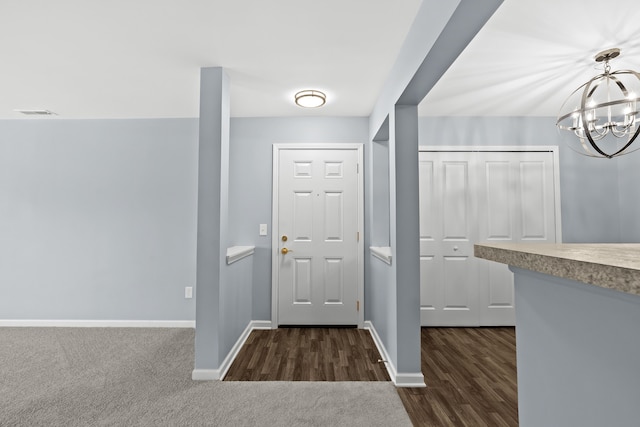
[357, 300, 360, 312]
[357, 163, 359, 173]
[357, 231, 360, 242]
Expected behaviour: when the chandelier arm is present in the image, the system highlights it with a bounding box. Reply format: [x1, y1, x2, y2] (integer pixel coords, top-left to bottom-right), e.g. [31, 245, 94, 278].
[612, 125, 640, 157]
[580, 112, 611, 157]
[611, 127, 630, 138]
[592, 126, 608, 138]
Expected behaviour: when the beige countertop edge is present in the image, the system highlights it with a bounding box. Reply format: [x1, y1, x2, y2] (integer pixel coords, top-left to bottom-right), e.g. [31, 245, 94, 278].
[474, 244, 640, 297]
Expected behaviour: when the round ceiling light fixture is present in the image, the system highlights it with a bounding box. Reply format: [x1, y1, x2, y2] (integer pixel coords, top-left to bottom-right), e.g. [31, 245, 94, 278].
[294, 90, 326, 108]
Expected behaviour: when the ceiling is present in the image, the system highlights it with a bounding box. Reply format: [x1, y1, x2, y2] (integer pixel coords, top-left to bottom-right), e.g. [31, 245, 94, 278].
[0, 0, 421, 119]
[2, 0, 640, 120]
[419, 0, 640, 117]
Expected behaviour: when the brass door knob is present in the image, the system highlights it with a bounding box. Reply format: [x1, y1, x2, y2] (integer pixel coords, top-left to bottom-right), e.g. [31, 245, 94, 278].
[281, 247, 292, 255]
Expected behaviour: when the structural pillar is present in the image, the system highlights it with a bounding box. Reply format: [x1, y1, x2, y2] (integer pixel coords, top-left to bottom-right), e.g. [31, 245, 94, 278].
[193, 67, 230, 378]
[392, 104, 422, 381]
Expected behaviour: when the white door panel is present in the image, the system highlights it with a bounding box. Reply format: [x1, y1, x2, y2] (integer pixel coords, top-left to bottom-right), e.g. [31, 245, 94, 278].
[277, 149, 359, 325]
[420, 152, 479, 326]
[421, 149, 558, 327]
[518, 158, 555, 241]
[482, 160, 513, 240]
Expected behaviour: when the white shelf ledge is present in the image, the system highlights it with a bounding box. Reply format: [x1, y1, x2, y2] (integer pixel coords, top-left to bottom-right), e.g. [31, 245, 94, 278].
[370, 246, 392, 265]
[226, 245, 255, 265]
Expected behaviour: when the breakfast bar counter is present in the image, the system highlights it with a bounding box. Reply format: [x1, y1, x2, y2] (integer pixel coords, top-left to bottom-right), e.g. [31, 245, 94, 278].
[475, 242, 640, 427]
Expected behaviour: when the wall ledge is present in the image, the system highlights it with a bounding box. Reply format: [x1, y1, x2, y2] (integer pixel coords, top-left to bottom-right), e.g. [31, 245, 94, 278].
[226, 245, 255, 265]
[370, 246, 392, 265]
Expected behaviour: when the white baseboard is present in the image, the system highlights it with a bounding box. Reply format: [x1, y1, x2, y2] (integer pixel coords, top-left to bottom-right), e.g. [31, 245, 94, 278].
[0, 319, 195, 328]
[191, 369, 220, 380]
[250, 320, 273, 330]
[217, 321, 255, 380]
[364, 321, 426, 388]
[395, 372, 427, 388]
[192, 320, 272, 381]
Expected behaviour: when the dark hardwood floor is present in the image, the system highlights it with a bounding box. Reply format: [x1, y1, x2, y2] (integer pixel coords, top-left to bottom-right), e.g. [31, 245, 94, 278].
[224, 327, 518, 426]
[224, 327, 390, 381]
[398, 328, 518, 426]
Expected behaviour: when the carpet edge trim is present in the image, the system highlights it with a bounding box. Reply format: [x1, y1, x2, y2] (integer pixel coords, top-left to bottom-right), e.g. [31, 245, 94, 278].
[0, 320, 195, 328]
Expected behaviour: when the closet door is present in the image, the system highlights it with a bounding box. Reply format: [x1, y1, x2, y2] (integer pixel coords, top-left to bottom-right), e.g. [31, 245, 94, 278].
[420, 150, 558, 327]
[476, 151, 557, 325]
[419, 151, 479, 326]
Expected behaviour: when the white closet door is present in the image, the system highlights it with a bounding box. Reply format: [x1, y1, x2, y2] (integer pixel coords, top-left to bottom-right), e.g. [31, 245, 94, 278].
[476, 151, 557, 325]
[420, 149, 558, 327]
[419, 151, 479, 326]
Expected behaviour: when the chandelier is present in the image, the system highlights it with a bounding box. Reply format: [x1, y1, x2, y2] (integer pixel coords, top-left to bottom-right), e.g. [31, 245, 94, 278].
[556, 48, 640, 158]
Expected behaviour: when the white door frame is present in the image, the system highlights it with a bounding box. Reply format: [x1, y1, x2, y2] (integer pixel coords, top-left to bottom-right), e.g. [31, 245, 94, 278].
[271, 143, 365, 328]
[418, 145, 563, 241]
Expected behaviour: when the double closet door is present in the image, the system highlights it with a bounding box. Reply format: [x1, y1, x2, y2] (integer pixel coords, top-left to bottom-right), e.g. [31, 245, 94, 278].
[419, 149, 559, 326]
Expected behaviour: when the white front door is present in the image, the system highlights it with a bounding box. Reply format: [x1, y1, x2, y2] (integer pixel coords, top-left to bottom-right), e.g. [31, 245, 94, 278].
[419, 149, 559, 326]
[274, 146, 362, 326]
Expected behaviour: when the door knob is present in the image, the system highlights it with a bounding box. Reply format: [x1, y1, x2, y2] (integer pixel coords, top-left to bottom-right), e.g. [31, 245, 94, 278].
[453, 246, 459, 251]
[281, 247, 293, 255]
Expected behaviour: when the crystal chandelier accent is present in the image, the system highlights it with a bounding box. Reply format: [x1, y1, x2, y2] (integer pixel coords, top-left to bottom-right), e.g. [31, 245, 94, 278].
[556, 48, 640, 158]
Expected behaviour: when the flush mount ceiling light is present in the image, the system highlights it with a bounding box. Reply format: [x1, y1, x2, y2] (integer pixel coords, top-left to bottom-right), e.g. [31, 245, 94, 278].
[556, 48, 640, 158]
[294, 90, 326, 108]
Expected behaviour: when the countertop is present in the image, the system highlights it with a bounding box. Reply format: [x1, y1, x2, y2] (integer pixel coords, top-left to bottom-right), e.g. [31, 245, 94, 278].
[474, 242, 640, 296]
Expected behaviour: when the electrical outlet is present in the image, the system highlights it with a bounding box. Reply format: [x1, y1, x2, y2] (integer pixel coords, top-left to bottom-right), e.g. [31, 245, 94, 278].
[185, 286, 193, 299]
[259, 223, 268, 236]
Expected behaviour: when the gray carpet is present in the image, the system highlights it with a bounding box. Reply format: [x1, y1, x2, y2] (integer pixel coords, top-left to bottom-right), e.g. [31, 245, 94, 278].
[0, 327, 411, 426]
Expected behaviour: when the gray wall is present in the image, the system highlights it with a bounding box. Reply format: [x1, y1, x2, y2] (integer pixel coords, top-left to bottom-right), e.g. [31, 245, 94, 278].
[0, 119, 198, 320]
[371, 140, 390, 246]
[419, 116, 623, 243]
[1, 115, 633, 324]
[617, 153, 640, 242]
[513, 267, 640, 427]
[228, 117, 369, 320]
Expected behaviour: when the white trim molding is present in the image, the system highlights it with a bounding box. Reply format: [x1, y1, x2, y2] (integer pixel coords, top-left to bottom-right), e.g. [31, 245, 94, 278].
[250, 320, 273, 330]
[191, 369, 220, 381]
[370, 246, 392, 265]
[418, 145, 559, 153]
[192, 320, 273, 381]
[365, 321, 426, 388]
[365, 321, 396, 382]
[226, 245, 255, 265]
[395, 372, 428, 388]
[0, 320, 195, 328]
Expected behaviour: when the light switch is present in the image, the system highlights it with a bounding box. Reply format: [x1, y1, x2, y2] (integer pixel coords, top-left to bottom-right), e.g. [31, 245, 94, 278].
[259, 223, 268, 236]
